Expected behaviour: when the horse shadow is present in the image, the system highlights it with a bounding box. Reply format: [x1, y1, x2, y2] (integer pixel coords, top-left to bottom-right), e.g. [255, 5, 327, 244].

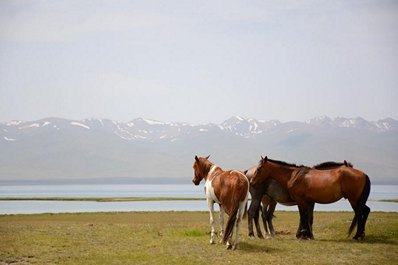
[237, 241, 278, 253]
[318, 234, 398, 246]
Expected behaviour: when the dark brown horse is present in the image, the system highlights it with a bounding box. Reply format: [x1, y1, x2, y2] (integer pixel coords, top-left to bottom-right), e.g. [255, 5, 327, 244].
[247, 161, 354, 239]
[250, 156, 371, 240]
[192, 155, 249, 249]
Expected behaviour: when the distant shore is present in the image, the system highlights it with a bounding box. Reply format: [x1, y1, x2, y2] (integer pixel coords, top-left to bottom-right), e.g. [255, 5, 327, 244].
[0, 197, 396, 203]
[0, 197, 205, 202]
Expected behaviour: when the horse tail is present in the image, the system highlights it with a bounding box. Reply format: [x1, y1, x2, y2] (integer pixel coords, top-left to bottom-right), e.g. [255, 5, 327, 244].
[348, 174, 371, 236]
[242, 200, 248, 220]
[223, 207, 238, 244]
[348, 215, 357, 237]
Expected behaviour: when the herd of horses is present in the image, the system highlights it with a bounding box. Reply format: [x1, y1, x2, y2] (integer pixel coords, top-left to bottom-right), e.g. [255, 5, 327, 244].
[192, 155, 371, 250]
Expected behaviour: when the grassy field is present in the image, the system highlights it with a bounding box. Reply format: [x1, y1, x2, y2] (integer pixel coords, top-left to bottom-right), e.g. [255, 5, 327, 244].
[0, 211, 397, 265]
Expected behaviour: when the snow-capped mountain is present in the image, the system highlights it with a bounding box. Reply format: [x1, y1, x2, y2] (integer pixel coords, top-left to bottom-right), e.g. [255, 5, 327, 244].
[2, 116, 397, 143]
[1, 116, 397, 184]
[305, 116, 398, 131]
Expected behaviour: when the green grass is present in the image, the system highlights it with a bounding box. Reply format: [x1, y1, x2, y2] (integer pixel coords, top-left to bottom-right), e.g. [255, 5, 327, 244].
[376, 199, 398, 203]
[0, 211, 397, 265]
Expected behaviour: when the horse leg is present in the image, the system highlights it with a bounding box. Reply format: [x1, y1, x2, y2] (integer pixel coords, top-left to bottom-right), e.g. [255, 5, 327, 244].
[296, 205, 304, 238]
[261, 204, 270, 237]
[308, 203, 315, 240]
[255, 205, 264, 238]
[207, 199, 216, 244]
[296, 220, 303, 239]
[219, 205, 225, 243]
[266, 199, 277, 237]
[297, 204, 311, 240]
[354, 205, 370, 240]
[248, 198, 262, 239]
[261, 195, 272, 238]
[360, 205, 371, 239]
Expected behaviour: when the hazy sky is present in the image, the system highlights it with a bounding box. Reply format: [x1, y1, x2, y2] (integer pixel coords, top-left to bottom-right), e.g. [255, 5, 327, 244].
[0, 0, 397, 124]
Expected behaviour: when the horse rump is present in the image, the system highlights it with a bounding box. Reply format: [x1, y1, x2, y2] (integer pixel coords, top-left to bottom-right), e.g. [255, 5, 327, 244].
[348, 174, 371, 238]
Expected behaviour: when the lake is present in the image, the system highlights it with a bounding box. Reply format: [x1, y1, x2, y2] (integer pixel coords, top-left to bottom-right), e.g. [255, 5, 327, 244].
[0, 184, 397, 214]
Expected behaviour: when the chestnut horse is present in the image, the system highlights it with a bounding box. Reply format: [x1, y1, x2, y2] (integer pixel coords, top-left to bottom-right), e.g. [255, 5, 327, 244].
[246, 161, 355, 239]
[192, 155, 249, 249]
[245, 160, 353, 239]
[250, 156, 371, 240]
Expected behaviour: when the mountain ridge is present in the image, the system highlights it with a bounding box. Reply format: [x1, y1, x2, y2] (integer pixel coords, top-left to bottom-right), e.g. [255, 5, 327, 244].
[1, 116, 397, 184]
[2, 115, 398, 142]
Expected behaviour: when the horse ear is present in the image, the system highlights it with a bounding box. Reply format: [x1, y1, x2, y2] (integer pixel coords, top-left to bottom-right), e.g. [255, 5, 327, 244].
[344, 160, 347, 166]
[206, 155, 210, 159]
[195, 155, 199, 162]
[264, 156, 268, 162]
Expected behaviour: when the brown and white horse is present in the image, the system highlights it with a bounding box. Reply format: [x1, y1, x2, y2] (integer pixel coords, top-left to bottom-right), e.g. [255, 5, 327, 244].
[192, 155, 249, 250]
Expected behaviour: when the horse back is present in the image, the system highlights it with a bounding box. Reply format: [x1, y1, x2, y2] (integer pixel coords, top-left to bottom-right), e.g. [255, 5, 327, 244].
[212, 170, 249, 216]
[290, 167, 368, 204]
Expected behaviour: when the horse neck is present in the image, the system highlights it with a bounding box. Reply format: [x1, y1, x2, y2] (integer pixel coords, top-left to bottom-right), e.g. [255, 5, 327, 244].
[202, 163, 216, 181]
[267, 163, 297, 189]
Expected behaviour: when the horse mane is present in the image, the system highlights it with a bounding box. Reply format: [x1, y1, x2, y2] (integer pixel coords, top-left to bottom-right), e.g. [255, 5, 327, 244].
[260, 158, 304, 168]
[313, 161, 353, 170]
[198, 156, 214, 174]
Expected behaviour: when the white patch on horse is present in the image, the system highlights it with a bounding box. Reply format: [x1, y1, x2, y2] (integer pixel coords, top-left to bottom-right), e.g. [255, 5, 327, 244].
[205, 179, 221, 204]
[205, 165, 221, 204]
[208, 165, 218, 178]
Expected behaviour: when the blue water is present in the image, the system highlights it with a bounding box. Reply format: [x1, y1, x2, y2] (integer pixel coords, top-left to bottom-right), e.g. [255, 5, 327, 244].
[0, 184, 397, 214]
[0, 184, 203, 198]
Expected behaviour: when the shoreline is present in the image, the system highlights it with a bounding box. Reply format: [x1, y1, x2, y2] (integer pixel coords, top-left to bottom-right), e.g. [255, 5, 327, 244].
[0, 197, 205, 202]
[0, 197, 396, 203]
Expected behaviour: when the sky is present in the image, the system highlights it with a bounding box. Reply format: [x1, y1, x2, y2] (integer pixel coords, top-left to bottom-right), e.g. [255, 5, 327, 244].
[0, 0, 397, 124]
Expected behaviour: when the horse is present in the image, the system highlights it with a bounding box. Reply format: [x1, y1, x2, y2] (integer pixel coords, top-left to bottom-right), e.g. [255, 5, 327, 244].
[250, 156, 371, 240]
[192, 155, 249, 249]
[246, 161, 354, 239]
[246, 166, 296, 239]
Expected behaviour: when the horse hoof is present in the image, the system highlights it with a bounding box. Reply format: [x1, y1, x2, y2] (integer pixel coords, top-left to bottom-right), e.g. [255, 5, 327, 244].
[210, 240, 215, 244]
[249, 236, 256, 240]
[232, 245, 238, 250]
[226, 244, 232, 250]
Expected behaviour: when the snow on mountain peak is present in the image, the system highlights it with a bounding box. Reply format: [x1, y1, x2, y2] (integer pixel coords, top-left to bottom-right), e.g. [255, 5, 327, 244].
[1, 116, 397, 144]
[70, 122, 90, 130]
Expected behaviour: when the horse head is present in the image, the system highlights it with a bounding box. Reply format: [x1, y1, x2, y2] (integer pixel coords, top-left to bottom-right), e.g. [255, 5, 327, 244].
[192, 155, 211, 185]
[250, 155, 269, 185]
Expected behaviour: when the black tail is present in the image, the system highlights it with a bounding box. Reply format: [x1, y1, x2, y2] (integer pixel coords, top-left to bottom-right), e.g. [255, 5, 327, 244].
[348, 175, 371, 236]
[223, 208, 238, 244]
